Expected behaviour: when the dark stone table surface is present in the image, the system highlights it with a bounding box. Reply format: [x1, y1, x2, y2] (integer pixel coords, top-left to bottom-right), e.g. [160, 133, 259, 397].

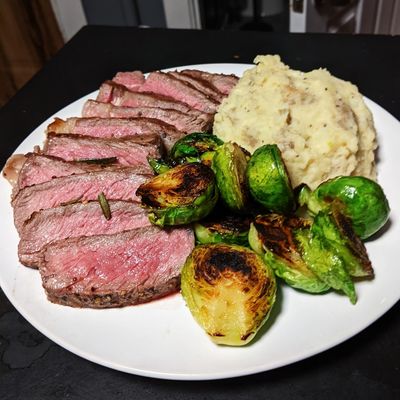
[0, 27, 399, 399]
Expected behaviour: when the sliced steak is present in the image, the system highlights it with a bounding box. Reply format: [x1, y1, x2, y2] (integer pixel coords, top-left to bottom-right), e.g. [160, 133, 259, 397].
[12, 167, 151, 233]
[47, 116, 178, 138]
[112, 70, 145, 91]
[96, 81, 195, 113]
[140, 71, 219, 113]
[40, 226, 194, 308]
[19, 200, 151, 268]
[47, 117, 184, 150]
[82, 100, 213, 133]
[15, 153, 111, 197]
[180, 69, 238, 95]
[44, 132, 162, 170]
[168, 71, 224, 103]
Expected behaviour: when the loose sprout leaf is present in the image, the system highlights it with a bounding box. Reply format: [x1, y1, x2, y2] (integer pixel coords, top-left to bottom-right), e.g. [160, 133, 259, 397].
[98, 192, 111, 220]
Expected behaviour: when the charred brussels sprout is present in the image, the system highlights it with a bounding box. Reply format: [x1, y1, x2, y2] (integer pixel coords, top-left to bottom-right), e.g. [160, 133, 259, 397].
[300, 212, 357, 304]
[169, 132, 223, 165]
[246, 144, 295, 214]
[136, 163, 218, 226]
[212, 142, 249, 213]
[194, 214, 251, 246]
[316, 210, 373, 278]
[181, 243, 276, 346]
[249, 214, 330, 293]
[302, 176, 390, 239]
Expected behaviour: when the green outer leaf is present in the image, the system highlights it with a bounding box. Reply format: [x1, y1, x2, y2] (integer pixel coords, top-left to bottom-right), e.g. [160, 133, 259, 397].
[246, 144, 295, 214]
[169, 132, 223, 164]
[310, 176, 390, 239]
[264, 248, 330, 293]
[147, 157, 170, 175]
[298, 215, 357, 304]
[313, 212, 372, 277]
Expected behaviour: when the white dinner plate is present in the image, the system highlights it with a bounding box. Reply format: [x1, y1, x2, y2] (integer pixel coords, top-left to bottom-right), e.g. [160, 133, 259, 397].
[0, 64, 399, 381]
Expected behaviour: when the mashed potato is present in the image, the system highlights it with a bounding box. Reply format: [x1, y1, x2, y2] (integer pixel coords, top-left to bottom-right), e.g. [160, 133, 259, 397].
[213, 55, 377, 189]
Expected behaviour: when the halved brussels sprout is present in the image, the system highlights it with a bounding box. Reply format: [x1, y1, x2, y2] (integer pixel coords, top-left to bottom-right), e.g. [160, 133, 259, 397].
[301, 176, 390, 239]
[299, 212, 357, 304]
[169, 132, 223, 165]
[194, 214, 251, 246]
[181, 243, 276, 346]
[248, 214, 330, 293]
[246, 144, 295, 214]
[317, 210, 373, 278]
[136, 163, 218, 226]
[212, 142, 249, 213]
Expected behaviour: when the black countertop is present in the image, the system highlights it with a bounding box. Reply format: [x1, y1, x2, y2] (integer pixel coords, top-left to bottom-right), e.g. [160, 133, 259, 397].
[0, 26, 399, 399]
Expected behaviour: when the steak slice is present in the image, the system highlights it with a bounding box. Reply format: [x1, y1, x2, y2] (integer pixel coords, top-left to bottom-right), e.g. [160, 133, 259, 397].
[180, 70, 238, 95]
[18, 200, 151, 268]
[14, 153, 114, 197]
[46, 117, 184, 150]
[47, 116, 180, 138]
[12, 167, 151, 233]
[112, 70, 145, 91]
[140, 71, 219, 113]
[96, 81, 195, 113]
[167, 71, 224, 103]
[82, 100, 213, 133]
[44, 132, 162, 170]
[40, 226, 194, 308]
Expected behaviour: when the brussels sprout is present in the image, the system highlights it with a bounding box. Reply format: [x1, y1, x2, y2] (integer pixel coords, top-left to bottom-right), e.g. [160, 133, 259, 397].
[212, 142, 249, 213]
[147, 157, 170, 175]
[246, 144, 295, 214]
[316, 210, 373, 278]
[136, 163, 218, 226]
[194, 214, 251, 246]
[181, 243, 276, 346]
[302, 176, 390, 239]
[299, 212, 357, 304]
[248, 214, 330, 293]
[169, 132, 223, 165]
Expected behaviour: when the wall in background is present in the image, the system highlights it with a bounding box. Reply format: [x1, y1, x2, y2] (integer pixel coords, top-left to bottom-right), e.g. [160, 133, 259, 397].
[0, 0, 64, 107]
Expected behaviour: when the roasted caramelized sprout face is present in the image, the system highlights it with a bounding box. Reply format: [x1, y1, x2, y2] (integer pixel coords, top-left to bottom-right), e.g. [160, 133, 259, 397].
[212, 142, 249, 213]
[303, 176, 390, 239]
[249, 214, 330, 293]
[246, 144, 295, 214]
[169, 132, 224, 166]
[194, 214, 251, 246]
[181, 243, 276, 346]
[136, 163, 218, 226]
